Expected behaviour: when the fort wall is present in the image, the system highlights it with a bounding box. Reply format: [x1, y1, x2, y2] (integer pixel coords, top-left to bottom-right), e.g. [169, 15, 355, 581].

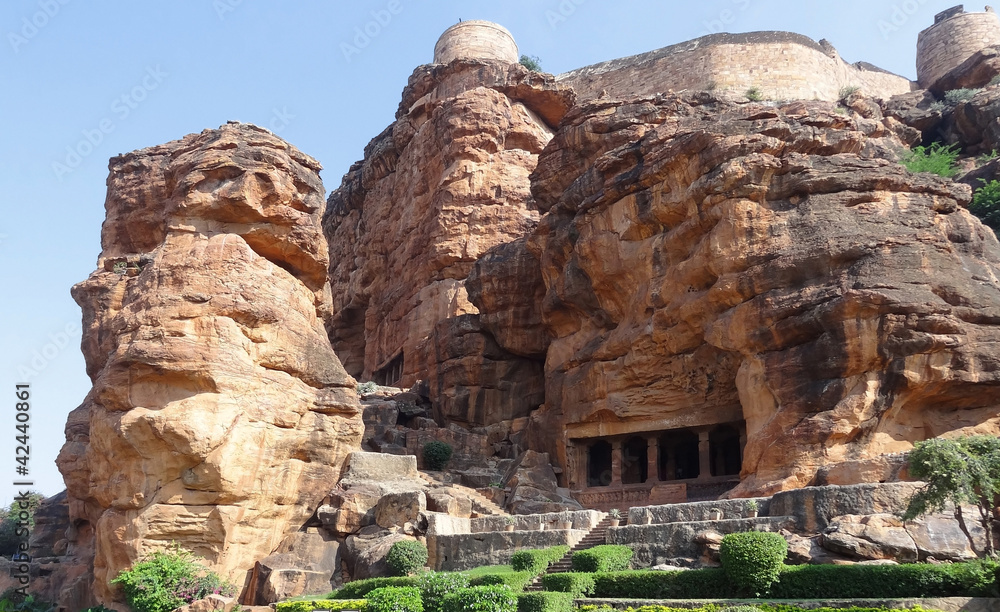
[433, 20, 518, 64]
[557, 32, 913, 102]
[916, 6, 1000, 87]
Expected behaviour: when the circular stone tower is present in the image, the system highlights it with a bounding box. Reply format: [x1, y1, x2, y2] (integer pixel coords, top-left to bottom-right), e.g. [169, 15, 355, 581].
[917, 5, 1000, 87]
[433, 20, 518, 64]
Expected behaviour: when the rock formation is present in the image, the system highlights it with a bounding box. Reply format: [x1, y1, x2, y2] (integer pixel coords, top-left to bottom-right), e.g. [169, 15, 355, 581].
[507, 92, 1000, 496]
[56, 122, 364, 605]
[322, 59, 572, 427]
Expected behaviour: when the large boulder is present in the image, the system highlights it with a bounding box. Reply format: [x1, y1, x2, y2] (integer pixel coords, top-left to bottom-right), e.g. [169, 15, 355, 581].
[55, 122, 364, 606]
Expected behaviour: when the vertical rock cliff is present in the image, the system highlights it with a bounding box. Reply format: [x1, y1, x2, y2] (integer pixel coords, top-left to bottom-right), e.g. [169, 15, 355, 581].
[323, 59, 573, 426]
[57, 123, 364, 604]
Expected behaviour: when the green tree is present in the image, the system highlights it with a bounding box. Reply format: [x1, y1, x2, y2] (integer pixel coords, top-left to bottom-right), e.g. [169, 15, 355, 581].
[519, 54, 542, 72]
[903, 436, 1000, 557]
[970, 179, 1000, 233]
[0, 492, 44, 556]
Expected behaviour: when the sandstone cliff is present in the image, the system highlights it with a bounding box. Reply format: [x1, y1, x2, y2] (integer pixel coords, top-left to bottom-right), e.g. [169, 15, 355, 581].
[488, 92, 1000, 495]
[323, 59, 572, 426]
[56, 122, 364, 605]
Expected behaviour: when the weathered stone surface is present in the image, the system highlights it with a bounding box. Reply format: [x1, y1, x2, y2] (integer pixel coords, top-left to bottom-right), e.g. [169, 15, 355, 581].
[882, 90, 945, 134]
[174, 595, 236, 612]
[341, 451, 418, 482]
[343, 532, 417, 579]
[324, 58, 571, 427]
[930, 45, 1000, 94]
[248, 530, 341, 604]
[941, 86, 1000, 154]
[502, 450, 583, 514]
[519, 92, 1000, 494]
[822, 514, 919, 562]
[426, 490, 473, 518]
[466, 237, 550, 358]
[375, 491, 427, 528]
[56, 123, 364, 605]
[770, 483, 920, 531]
[429, 529, 584, 571]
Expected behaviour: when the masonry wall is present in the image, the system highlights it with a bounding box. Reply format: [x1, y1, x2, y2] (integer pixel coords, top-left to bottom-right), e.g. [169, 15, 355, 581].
[558, 32, 913, 102]
[917, 10, 1000, 87]
[433, 20, 518, 64]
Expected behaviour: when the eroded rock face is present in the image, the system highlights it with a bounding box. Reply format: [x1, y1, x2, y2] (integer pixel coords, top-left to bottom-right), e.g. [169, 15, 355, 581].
[56, 123, 364, 605]
[520, 92, 1000, 495]
[323, 59, 572, 426]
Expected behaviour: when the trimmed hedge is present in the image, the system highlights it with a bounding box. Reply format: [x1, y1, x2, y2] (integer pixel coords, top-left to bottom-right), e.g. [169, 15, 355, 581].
[386, 540, 428, 576]
[578, 607, 944, 612]
[419, 571, 471, 612]
[719, 531, 788, 596]
[469, 570, 536, 591]
[571, 545, 634, 573]
[516, 592, 573, 612]
[591, 569, 735, 599]
[333, 576, 418, 599]
[442, 585, 518, 612]
[769, 561, 1000, 598]
[367, 586, 422, 612]
[540, 572, 595, 597]
[510, 546, 570, 574]
[275, 600, 367, 612]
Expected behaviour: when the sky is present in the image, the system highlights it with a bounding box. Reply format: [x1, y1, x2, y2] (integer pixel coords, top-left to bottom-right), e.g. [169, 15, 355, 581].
[0, 0, 968, 506]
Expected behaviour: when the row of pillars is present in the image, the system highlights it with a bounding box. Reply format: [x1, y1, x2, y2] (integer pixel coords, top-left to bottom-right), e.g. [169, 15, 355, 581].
[606, 433, 714, 486]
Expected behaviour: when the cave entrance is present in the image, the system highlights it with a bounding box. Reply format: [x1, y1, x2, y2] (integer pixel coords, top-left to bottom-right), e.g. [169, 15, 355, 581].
[621, 436, 648, 484]
[659, 430, 701, 481]
[374, 352, 404, 387]
[710, 424, 742, 477]
[587, 440, 613, 487]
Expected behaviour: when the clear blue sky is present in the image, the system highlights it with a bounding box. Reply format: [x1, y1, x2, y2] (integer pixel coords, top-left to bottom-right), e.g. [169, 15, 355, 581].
[0, 0, 964, 506]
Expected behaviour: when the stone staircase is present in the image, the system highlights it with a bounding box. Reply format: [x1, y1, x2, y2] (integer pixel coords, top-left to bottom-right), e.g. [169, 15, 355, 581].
[525, 512, 611, 591]
[418, 470, 508, 516]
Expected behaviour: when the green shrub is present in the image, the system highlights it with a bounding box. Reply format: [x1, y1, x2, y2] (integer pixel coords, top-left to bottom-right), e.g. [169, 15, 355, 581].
[333, 576, 418, 599]
[769, 559, 999, 598]
[746, 87, 763, 101]
[386, 540, 428, 576]
[839, 85, 860, 100]
[275, 600, 368, 612]
[571, 545, 633, 572]
[719, 531, 788, 596]
[590, 569, 734, 599]
[419, 571, 470, 612]
[510, 546, 569, 574]
[540, 572, 595, 597]
[367, 586, 422, 612]
[900, 142, 959, 177]
[516, 592, 573, 612]
[442, 585, 518, 612]
[970, 179, 1000, 232]
[519, 55, 543, 72]
[945, 88, 981, 105]
[422, 441, 453, 471]
[0, 591, 53, 612]
[357, 381, 379, 395]
[111, 545, 237, 612]
[0, 492, 44, 556]
[469, 570, 535, 591]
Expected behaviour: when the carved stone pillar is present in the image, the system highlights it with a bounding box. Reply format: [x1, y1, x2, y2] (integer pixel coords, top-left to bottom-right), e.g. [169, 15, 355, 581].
[698, 430, 711, 480]
[611, 439, 623, 486]
[646, 437, 659, 483]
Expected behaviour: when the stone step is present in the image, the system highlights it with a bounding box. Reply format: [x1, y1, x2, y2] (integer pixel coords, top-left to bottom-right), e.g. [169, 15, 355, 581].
[418, 470, 508, 516]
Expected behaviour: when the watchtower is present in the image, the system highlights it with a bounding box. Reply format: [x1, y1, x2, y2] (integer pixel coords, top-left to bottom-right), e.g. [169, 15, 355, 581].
[433, 20, 519, 64]
[917, 5, 1000, 87]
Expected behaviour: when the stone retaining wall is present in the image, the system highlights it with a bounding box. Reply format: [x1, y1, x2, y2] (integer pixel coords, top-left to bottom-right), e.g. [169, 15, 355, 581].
[428, 529, 586, 571]
[607, 517, 795, 567]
